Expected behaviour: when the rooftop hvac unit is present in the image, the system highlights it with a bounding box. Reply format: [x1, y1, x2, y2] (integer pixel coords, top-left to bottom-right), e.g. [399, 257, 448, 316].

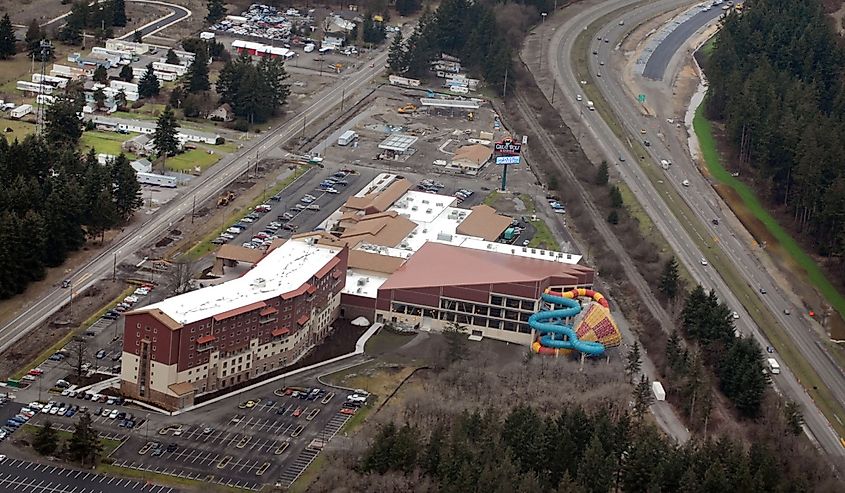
[252, 278, 266, 288]
[356, 288, 363, 294]
[426, 209, 433, 214]
[557, 253, 563, 258]
[540, 250, 545, 255]
[486, 244, 493, 249]
[422, 229, 428, 233]
[522, 247, 527, 252]
[567, 254, 572, 259]
[436, 233, 453, 242]
[412, 206, 418, 211]
[422, 199, 429, 204]
[531, 249, 537, 254]
[436, 203, 443, 207]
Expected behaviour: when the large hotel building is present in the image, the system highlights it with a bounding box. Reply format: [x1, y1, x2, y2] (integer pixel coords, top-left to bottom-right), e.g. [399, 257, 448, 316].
[122, 173, 596, 409]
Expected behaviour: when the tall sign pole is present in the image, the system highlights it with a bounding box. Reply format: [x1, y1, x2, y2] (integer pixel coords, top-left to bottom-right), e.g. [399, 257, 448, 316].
[494, 138, 523, 191]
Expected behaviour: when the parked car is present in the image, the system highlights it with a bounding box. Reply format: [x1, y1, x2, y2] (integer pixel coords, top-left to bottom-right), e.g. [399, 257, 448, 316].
[96, 350, 107, 359]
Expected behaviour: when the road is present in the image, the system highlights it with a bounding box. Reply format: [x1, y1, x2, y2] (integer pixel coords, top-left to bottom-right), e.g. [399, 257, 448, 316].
[116, 1, 192, 40]
[642, 5, 724, 79]
[0, 46, 392, 361]
[33, 0, 190, 41]
[0, 457, 177, 493]
[543, 0, 845, 468]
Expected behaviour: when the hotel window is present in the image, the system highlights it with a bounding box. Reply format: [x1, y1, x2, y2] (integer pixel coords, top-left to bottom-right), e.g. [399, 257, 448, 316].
[191, 328, 195, 333]
[490, 295, 503, 306]
[153, 328, 157, 334]
[152, 346, 156, 351]
[506, 298, 521, 309]
[521, 300, 536, 310]
[136, 323, 141, 328]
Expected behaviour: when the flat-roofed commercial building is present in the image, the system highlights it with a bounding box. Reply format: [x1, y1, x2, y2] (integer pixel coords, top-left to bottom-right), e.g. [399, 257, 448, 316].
[120, 238, 348, 410]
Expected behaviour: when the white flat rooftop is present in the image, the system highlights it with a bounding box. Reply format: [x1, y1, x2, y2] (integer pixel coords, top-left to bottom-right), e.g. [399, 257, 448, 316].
[144, 239, 341, 325]
[343, 269, 389, 298]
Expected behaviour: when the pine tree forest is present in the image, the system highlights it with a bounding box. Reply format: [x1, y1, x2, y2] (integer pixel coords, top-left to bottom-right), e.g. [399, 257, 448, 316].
[0, 134, 142, 299]
[705, 0, 845, 259]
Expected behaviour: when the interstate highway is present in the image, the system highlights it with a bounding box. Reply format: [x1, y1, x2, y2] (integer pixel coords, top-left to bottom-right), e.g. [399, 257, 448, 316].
[544, 0, 845, 467]
[0, 47, 392, 356]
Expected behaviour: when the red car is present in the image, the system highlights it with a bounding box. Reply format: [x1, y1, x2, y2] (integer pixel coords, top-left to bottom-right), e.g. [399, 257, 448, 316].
[293, 407, 303, 417]
[340, 408, 356, 415]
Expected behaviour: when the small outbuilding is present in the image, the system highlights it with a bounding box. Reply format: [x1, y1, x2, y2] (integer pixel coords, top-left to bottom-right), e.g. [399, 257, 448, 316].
[378, 134, 418, 161]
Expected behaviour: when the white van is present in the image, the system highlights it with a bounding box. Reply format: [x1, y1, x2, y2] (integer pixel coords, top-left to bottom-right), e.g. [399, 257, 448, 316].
[767, 358, 780, 374]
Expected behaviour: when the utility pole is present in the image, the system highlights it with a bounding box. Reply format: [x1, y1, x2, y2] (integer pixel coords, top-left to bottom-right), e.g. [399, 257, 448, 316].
[191, 195, 196, 223]
[112, 253, 117, 281]
[502, 65, 508, 99]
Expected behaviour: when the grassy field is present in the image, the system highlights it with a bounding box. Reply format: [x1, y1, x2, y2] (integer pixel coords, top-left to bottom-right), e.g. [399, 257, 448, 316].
[79, 131, 137, 158]
[165, 148, 222, 173]
[0, 118, 37, 139]
[699, 37, 717, 58]
[363, 328, 416, 355]
[515, 194, 560, 250]
[693, 107, 845, 330]
[572, 10, 845, 438]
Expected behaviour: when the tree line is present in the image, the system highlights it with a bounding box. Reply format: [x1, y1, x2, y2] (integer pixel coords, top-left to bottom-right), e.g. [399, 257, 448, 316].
[59, 0, 127, 45]
[0, 95, 142, 299]
[388, 0, 513, 94]
[344, 404, 834, 492]
[33, 414, 104, 467]
[705, 0, 845, 259]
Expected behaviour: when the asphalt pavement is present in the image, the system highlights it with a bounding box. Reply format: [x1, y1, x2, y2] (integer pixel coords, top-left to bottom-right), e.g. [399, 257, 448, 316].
[543, 0, 845, 468]
[642, 5, 724, 79]
[0, 457, 176, 493]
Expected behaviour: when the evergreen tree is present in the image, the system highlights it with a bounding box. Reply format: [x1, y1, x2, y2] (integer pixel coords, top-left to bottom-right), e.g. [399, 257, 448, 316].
[361, 422, 398, 473]
[93, 65, 108, 83]
[45, 96, 83, 148]
[33, 420, 59, 455]
[118, 64, 134, 82]
[387, 32, 406, 74]
[0, 13, 16, 59]
[577, 434, 614, 493]
[92, 88, 107, 110]
[234, 65, 272, 123]
[184, 48, 210, 93]
[442, 321, 468, 365]
[206, 0, 227, 24]
[111, 154, 142, 221]
[609, 185, 623, 208]
[42, 173, 85, 266]
[718, 336, 768, 417]
[114, 88, 127, 109]
[595, 161, 609, 185]
[112, 0, 127, 27]
[659, 256, 680, 300]
[607, 210, 619, 224]
[665, 330, 686, 374]
[257, 54, 290, 110]
[396, 0, 422, 16]
[632, 374, 654, 419]
[152, 106, 179, 157]
[783, 400, 804, 436]
[25, 19, 43, 57]
[138, 63, 160, 98]
[165, 48, 179, 65]
[66, 412, 102, 467]
[625, 341, 641, 381]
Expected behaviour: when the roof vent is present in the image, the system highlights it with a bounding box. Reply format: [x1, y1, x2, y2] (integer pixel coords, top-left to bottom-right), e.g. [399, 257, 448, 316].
[252, 278, 266, 288]
[426, 208, 432, 214]
[486, 244, 493, 249]
[567, 254, 572, 259]
[531, 249, 537, 254]
[522, 247, 527, 252]
[411, 206, 418, 211]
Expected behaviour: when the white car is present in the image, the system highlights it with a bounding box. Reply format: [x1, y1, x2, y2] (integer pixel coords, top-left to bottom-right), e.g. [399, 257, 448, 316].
[732, 311, 740, 320]
[576, 94, 583, 101]
[124, 295, 138, 304]
[700, 258, 708, 266]
[682, 179, 690, 187]
[241, 217, 255, 223]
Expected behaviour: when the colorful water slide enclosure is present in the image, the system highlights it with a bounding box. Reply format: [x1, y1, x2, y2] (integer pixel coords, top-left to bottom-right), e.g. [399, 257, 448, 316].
[529, 288, 613, 356]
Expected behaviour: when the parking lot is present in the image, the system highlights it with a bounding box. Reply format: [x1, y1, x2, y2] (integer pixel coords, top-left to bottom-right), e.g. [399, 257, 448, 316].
[0, 457, 177, 493]
[109, 384, 361, 490]
[215, 166, 378, 247]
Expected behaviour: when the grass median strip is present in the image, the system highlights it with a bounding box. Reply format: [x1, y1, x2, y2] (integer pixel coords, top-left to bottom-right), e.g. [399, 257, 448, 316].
[574, 9, 845, 437]
[693, 106, 845, 332]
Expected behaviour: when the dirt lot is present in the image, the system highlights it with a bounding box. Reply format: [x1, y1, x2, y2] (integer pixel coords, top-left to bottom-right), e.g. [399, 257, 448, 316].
[317, 88, 503, 177]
